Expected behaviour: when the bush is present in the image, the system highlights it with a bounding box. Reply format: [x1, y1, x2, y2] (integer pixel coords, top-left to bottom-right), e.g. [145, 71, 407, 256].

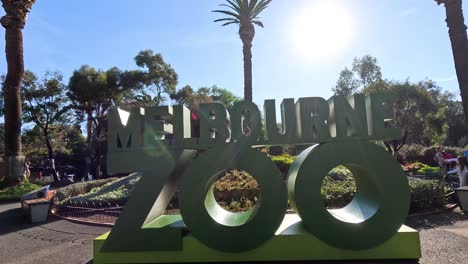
[322, 176, 446, 213]
[60, 174, 141, 205]
[270, 153, 295, 176]
[327, 166, 353, 181]
[399, 144, 425, 163]
[416, 164, 441, 178]
[321, 176, 356, 208]
[0, 180, 42, 202]
[421, 146, 463, 166]
[54, 177, 117, 202]
[408, 177, 445, 212]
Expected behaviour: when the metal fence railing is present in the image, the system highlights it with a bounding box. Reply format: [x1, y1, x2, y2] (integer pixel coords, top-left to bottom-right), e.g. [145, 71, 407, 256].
[51, 200, 123, 226]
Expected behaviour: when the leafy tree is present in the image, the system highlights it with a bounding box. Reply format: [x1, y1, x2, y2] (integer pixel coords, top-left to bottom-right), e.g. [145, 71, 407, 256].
[435, 0, 468, 125]
[133, 50, 178, 107]
[210, 85, 242, 109]
[20, 71, 73, 181]
[23, 125, 86, 179]
[213, 0, 272, 101]
[333, 55, 382, 97]
[68, 65, 131, 179]
[1, 0, 36, 186]
[444, 98, 468, 146]
[364, 80, 443, 155]
[332, 67, 359, 98]
[171, 85, 240, 110]
[352, 55, 383, 88]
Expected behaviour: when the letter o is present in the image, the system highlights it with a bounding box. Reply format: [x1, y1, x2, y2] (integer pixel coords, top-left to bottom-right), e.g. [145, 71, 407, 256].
[287, 141, 410, 250]
[179, 143, 287, 252]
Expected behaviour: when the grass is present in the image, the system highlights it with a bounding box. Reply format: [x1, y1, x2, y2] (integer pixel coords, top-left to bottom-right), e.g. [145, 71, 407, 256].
[0, 180, 42, 202]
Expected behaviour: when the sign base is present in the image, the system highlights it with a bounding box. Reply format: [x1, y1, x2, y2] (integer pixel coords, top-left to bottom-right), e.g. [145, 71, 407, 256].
[93, 214, 421, 263]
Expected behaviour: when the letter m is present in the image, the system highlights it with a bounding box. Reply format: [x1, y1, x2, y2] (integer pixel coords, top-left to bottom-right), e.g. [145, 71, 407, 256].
[107, 108, 144, 174]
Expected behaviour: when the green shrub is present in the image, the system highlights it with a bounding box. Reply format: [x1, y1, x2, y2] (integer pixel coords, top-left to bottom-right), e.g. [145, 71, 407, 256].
[408, 177, 445, 212]
[270, 153, 295, 176]
[421, 146, 463, 166]
[322, 177, 446, 213]
[327, 166, 353, 181]
[399, 144, 425, 163]
[60, 174, 140, 205]
[54, 177, 117, 202]
[0, 181, 42, 202]
[321, 176, 356, 208]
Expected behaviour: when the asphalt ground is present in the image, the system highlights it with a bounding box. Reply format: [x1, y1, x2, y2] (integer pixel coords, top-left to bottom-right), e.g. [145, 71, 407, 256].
[0, 202, 466, 264]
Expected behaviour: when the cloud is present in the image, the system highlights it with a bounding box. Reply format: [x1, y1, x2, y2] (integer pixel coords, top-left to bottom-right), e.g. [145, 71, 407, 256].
[435, 74, 457, 82]
[400, 8, 418, 17]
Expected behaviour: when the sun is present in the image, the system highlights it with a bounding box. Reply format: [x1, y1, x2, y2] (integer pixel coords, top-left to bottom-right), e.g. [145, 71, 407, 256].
[290, 2, 353, 61]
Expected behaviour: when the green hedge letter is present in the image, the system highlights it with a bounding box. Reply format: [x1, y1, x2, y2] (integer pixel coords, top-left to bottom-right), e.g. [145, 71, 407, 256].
[287, 141, 410, 250]
[179, 144, 287, 252]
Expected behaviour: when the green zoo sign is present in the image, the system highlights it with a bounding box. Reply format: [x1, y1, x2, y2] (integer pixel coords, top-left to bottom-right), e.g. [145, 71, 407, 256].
[101, 93, 410, 253]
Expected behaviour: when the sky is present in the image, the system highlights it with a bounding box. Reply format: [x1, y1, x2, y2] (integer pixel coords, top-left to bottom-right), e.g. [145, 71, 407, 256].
[0, 0, 465, 108]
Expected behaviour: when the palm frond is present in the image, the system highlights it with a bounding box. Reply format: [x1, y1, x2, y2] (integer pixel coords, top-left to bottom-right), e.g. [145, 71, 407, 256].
[222, 21, 239, 26]
[220, 3, 240, 13]
[213, 0, 271, 28]
[252, 20, 264, 28]
[236, 0, 249, 17]
[212, 9, 240, 19]
[251, 0, 272, 18]
[248, 0, 258, 13]
[222, 0, 241, 12]
[214, 18, 239, 23]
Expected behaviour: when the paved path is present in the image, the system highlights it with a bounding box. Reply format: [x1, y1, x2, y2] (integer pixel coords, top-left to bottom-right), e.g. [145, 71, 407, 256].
[0, 202, 109, 264]
[0, 202, 467, 264]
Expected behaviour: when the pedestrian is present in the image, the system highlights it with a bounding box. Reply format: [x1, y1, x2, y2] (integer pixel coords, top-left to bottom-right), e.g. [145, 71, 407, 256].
[448, 156, 468, 187]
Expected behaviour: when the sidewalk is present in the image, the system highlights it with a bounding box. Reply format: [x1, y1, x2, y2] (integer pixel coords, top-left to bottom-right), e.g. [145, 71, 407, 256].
[0, 202, 466, 264]
[0, 202, 110, 264]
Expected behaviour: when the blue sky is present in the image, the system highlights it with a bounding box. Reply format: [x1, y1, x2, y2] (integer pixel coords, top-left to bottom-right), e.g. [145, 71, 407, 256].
[0, 0, 465, 107]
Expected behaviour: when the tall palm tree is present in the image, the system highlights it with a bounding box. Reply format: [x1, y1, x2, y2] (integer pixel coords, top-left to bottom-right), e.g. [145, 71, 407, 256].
[436, 0, 468, 125]
[213, 0, 272, 102]
[1, 0, 36, 185]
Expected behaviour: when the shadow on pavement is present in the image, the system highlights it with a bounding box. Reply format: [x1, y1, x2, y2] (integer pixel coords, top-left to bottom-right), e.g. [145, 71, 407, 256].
[405, 209, 467, 230]
[0, 204, 60, 236]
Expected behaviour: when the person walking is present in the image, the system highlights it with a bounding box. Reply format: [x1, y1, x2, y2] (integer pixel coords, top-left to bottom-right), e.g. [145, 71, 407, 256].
[448, 156, 468, 187]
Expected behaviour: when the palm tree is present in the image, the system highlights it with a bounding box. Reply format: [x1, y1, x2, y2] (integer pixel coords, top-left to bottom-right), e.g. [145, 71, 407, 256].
[436, 0, 468, 125]
[213, 0, 272, 102]
[1, 0, 36, 185]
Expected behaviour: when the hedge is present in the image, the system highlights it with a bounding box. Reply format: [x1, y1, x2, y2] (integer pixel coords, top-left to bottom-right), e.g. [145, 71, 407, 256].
[399, 144, 464, 165]
[0, 180, 42, 202]
[54, 177, 117, 203]
[55, 155, 447, 213]
[58, 174, 140, 205]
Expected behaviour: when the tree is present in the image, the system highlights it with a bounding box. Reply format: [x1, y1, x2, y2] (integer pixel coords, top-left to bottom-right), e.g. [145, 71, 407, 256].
[213, 0, 272, 101]
[435, 0, 468, 125]
[1, 0, 36, 185]
[23, 125, 86, 179]
[68, 66, 130, 179]
[332, 67, 359, 98]
[134, 50, 178, 107]
[333, 55, 382, 97]
[21, 71, 73, 181]
[364, 80, 443, 155]
[171, 85, 241, 110]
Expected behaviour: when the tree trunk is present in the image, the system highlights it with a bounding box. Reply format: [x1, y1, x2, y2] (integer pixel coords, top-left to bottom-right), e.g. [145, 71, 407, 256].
[3, 27, 24, 186]
[444, 0, 468, 125]
[242, 40, 253, 102]
[84, 113, 92, 180]
[95, 123, 102, 179]
[44, 130, 59, 182]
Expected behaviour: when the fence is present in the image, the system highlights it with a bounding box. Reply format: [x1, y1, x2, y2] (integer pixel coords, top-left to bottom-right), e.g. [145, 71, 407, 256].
[51, 200, 123, 226]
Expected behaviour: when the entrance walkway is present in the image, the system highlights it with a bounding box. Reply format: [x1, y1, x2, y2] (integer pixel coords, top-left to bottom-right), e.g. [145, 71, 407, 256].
[0, 202, 466, 264]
